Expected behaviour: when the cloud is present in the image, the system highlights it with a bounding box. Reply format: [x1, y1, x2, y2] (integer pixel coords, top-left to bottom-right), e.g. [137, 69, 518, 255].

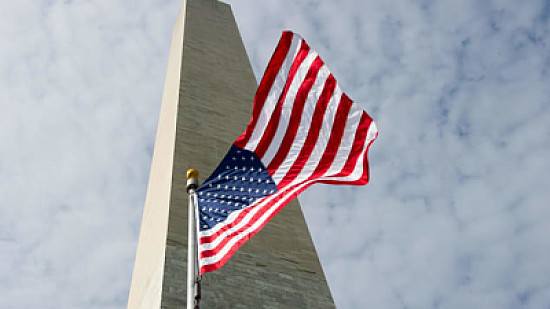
[0, 0, 179, 307]
[228, 0, 550, 307]
[1, 0, 549, 308]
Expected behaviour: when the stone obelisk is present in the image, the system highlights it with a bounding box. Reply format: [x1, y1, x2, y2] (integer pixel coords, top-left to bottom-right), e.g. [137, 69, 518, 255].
[128, 0, 335, 307]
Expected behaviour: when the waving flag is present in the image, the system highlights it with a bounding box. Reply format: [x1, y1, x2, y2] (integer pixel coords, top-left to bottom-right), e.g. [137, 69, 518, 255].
[195, 31, 378, 274]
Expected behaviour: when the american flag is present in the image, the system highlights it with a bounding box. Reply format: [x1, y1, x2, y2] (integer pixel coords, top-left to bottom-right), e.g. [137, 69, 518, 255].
[195, 31, 378, 274]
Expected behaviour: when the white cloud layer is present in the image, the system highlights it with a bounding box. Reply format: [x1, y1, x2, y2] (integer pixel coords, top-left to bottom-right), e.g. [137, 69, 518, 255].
[1, 0, 549, 308]
[0, 1, 180, 307]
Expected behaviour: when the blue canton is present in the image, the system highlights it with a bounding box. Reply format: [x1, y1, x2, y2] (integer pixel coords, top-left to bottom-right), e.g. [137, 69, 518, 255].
[195, 145, 278, 231]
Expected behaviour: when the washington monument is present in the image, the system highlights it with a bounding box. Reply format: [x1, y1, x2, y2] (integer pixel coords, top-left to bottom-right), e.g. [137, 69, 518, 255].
[128, 0, 335, 307]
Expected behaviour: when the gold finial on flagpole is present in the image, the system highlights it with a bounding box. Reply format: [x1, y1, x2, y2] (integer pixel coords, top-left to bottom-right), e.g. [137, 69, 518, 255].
[186, 169, 199, 193]
[187, 169, 199, 179]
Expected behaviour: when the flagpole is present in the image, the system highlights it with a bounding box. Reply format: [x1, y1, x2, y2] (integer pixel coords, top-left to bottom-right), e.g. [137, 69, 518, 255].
[186, 169, 201, 309]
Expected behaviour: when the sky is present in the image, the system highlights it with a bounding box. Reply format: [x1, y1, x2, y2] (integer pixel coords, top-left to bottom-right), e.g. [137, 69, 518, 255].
[1, 0, 550, 308]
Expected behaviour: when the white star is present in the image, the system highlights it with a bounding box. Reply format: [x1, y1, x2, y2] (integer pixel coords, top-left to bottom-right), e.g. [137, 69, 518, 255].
[248, 188, 252, 192]
[270, 190, 275, 193]
[235, 203, 240, 206]
[232, 157, 236, 160]
[225, 175, 229, 180]
[250, 177, 254, 181]
[209, 183, 213, 187]
[250, 167, 255, 172]
[199, 192, 203, 195]
[202, 216, 207, 220]
[250, 156, 254, 160]
[234, 176, 238, 180]
[263, 190, 267, 194]
[217, 184, 221, 188]
[240, 188, 244, 192]
[242, 177, 246, 181]
[203, 225, 208, 229]
[234, 166, 238, 170]
[201, 207, 206, 211]
[208, 207, 212, 211]
[242, 156, 246, 160]
[226, 166, 230, 169]
[257, 179, 262, 183]
[237, 150, 241, 154]
[206, 192, 210, 196]
[225, 185, 229, 190]
[266, 180, 270, 184]
[232, 186, 236, 190]
[228, 202, 232, 205]
[221, 200, 225, 204]
[255, 189, 259, 193]
[218, 175, 221, 179]
[213, 194, 217, 197]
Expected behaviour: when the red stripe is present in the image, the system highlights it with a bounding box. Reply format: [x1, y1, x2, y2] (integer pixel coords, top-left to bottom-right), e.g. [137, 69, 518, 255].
[277, 75, 336, 188]
[199, 192, 272, 244]
[200, 117, 376, 255]
[200, 122, 377, 273]
[266, 56, 324, 173]
[198, 174, 296, 245]
[199, 181, 315, 274]
[308, 93, 353, 180]
[320, 130, 378, 185]
[200, 126, 376, 273]
[199, 175, 312, 258]
[235, 31, 294, 148]
[199, 181, 294, 254]
[200, 103, 360, 259]
[202, 32, 379, 275]
[253, 41, 311, 158]
[328, 112, 372, 178]
[199, 198, 278, 257]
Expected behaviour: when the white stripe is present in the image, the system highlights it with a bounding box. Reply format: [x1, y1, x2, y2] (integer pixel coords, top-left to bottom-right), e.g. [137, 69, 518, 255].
[259, 50, 318, 163]
[198, 197, 272, 250]
[197, 161, 306, 244]
[199, 123, 378, 266]
[325, 104, 362, 175]
[270, 66, 331, 182]
[200, 121, 377, 244]
[198, 184, 287, 238]
[198, 202, 256, 238]
[244, 37, 302, 152]
[198, 154, 319, 244]
[199, 180, 312, 266]
[324, 122, 378, 179]
[281, 86, 342, 184]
